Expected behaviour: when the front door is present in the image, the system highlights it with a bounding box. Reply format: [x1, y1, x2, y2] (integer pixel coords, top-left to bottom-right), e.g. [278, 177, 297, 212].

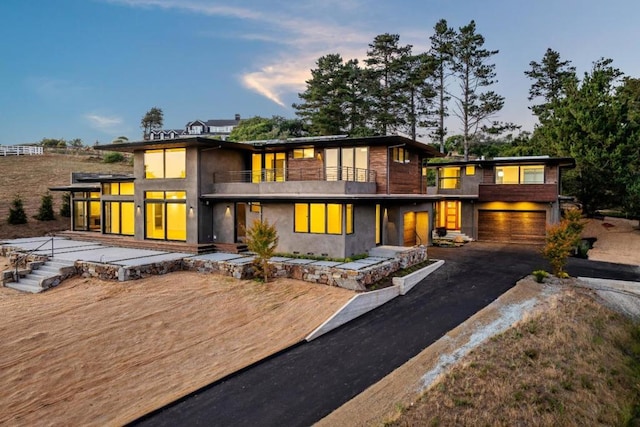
[445, 201, 460, 230]
[235, 203, 247, 242]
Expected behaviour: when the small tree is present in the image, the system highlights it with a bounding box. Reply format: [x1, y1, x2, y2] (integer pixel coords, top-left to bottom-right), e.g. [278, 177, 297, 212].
[35, 192, 55, 221]
[8, 195, 27, 225]
[245, 219, 279, 283]
[542, 210, 585, 277]
[60, 192, 71, 217]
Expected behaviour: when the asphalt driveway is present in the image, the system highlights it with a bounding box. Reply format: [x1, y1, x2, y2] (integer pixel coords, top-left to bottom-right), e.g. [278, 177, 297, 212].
[132, 242, 640, 427]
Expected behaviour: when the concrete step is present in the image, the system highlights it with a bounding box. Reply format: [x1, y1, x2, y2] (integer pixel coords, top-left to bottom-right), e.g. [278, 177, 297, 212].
[5, 278, 43, 293]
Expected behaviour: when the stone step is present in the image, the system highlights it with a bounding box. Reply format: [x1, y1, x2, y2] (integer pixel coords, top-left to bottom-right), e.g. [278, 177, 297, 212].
[5, 277, 43, 293]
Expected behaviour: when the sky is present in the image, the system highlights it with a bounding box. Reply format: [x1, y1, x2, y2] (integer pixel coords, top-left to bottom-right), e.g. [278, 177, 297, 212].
[2, 0, 640, 145]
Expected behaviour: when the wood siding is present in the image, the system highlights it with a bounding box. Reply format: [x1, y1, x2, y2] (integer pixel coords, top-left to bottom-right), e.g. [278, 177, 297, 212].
[369, 146, 388, 194]
[288, 154, 324, 181]
[478, 210, 546, 244]
[478, 183, 558, 202]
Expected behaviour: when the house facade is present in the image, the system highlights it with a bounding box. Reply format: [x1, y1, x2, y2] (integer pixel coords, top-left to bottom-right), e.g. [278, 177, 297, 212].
[58, 135, 442, 258]
[148, 114, 241, 141]
[428, 156, 575, 244]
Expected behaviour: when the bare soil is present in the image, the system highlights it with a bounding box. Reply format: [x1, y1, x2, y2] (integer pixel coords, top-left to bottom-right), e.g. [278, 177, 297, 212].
[581, 216, 640, 265]
[0, 269, 353, 426]
[0, 152, 132, 239]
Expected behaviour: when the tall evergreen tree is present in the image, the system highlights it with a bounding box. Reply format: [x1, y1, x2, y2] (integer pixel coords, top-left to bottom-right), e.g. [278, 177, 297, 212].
[365, 33, 413, 135]
[141, 107, 163, 140]
[293, 54, 349, 135]
[427, 19, 456, 152]
[342, 59, 373, 136]
[450, 21, 504, 160]
[8, 195, 27, 225]
[524, 48, 577, 122]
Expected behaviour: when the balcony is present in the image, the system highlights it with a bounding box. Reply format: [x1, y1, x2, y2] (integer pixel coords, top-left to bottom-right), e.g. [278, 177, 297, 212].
[478, 183, 558, 202]
[212, 167, 377, 195]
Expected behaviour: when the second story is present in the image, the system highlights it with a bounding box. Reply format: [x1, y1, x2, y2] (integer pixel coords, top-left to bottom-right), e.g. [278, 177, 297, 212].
[148, 114, 242, 141]
[429, 156, 575, 202]
[96, 134, 443, 198]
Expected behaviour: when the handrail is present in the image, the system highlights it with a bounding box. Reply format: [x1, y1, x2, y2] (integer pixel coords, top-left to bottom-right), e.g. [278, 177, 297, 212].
[214, 166, 376, 184]
[13, 237, 55, 283]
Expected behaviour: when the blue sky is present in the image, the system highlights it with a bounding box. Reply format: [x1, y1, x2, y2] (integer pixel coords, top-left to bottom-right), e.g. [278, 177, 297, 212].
[2, 0, 639, 145]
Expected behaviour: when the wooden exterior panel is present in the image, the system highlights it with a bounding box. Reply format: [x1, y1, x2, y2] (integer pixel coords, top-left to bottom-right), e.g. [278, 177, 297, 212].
[388, 151, 421, 194]
[478, 184, 558, 202]
[478, 210, 546, 244]
[482, 167, 494, 184]
[369, 146, 388, 194]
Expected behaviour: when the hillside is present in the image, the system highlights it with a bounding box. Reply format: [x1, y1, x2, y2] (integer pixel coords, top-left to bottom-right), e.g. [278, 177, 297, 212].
[0, 152, 132, 239]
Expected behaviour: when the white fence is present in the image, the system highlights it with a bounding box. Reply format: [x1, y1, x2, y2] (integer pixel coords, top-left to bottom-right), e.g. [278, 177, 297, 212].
[0, 146, 44, 156]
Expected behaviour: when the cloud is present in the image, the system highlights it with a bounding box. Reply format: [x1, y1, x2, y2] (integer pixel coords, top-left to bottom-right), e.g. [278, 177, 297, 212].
[104, 0, 378, 107]
[26, 77, 89, 100]
[85, 114, 124, 133]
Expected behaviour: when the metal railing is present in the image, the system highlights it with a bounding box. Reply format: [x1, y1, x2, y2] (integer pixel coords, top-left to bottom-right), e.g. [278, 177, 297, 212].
[0, 146, 44, 156]
[13, 237, 55, 283]
[214, 167, 376, 184]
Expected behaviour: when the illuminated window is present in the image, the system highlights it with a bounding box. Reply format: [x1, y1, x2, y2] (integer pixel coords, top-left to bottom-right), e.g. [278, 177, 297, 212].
[144, 148, 186, 179]
[495, 165, 544, 184]
[466, 165, 476, 176]
[438, 167, 461, 189]
[249, 202, 261, 213]
[144, 191, 186, 241]
[375, 204, 381, 244]
[294, 203, 350, 235]
[120, 182, 134, 195]
[392, 147, 410, 163]
[102, 182, 134, 195]
[293, 148, 314, 159]
[71, 192, 101, 231]
[104, 202, 134, 235]
[252, 152, 286, 182]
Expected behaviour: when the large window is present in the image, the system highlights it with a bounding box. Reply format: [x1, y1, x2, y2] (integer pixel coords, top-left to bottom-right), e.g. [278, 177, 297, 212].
[438, 167, 461, 189]
[72, 191, 101, 232]
[325, 147, 369, 181]
[144, 191, 186, 241]
[104, 202, 135, 235]
[496, 165, 544, 184]
[144, 148, 186, 179]
[294, 203, 353, 235]
[251, 152, 286, 182]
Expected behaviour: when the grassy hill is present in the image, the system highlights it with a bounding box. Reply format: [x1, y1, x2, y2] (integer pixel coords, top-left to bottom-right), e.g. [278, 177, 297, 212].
[0, 152, 132, 239]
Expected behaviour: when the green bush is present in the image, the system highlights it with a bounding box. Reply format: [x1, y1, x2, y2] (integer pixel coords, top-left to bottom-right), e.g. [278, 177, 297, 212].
[8, 195, 27, 225]
[533, 270, 548, 283]
[35, 192, 55, 221]
[103, 152, 124, 163]
[60, 192, 71, 217]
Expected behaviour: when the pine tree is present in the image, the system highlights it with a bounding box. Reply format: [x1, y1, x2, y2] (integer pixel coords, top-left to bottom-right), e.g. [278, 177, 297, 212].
[8, 195, 27, 225]
[60, 192, 71, 217]
[141, 107, 163, 140]
[35, 192, 55, 221]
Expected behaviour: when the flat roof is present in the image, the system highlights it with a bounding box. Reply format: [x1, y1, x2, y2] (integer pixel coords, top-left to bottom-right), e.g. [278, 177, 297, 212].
[426, 156, 575, 168]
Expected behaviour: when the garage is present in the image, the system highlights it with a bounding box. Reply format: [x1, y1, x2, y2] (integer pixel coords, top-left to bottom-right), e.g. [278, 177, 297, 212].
[477, 210, 547, 243]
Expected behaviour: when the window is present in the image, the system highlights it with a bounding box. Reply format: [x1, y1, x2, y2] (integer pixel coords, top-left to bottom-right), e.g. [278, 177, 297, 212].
[375, 204, 381, 244]
[392, 147, 410, 163]
[144, 148, 186, 179]
[249, 202, 261, 213]
[294, 203, 352, 235]
[325, 147, 369, 182]
[104, 202, 134, 235]
[293, 148, 314, 159]
[71, 191, 101, 232]
[495, 165, 544, 184]
[144, 191, 186, 241]
[438, 167, 461, 189]
[102, 182, 134, 195]
[251, 152, 286, 182]
[466, 165, 476, 176]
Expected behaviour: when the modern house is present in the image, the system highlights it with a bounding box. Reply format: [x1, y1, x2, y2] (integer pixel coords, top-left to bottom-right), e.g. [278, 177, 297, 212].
[56, 135, 443, 258]
[53, 136, 575, 257]
[148, 114, 242, 141]
[428, 156, 575, 244]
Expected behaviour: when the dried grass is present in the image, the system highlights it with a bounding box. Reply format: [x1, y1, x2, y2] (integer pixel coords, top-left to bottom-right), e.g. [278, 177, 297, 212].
[389, 288, 640, 426]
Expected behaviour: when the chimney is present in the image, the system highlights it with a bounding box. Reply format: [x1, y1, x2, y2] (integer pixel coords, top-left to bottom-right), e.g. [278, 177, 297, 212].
[234, 113, 241, 121]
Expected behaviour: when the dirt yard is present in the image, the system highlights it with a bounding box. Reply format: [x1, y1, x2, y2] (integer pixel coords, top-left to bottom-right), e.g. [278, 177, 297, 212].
[581, 216, 640, 265]
[0, 269, 353, 426]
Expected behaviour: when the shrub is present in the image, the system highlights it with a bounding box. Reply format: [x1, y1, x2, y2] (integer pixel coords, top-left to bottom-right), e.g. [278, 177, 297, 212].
[533, 270, 549, 283]
[245, 219, 279, 283]
[542, 210, 585, 277]
[60, 192, 71, 217]
[103, 152, 124, 163]
[8, 195, 27, 225]
[35, 192, 55, 221]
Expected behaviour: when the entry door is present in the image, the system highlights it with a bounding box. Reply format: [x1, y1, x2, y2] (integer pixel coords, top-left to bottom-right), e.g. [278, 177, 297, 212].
[235, 203, 247, 242]
[445, 201, 459, 230]
[416, 212, 429, 246]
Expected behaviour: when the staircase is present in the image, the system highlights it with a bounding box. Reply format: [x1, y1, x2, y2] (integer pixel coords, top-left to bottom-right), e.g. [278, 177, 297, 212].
[4, 259, 76, 293]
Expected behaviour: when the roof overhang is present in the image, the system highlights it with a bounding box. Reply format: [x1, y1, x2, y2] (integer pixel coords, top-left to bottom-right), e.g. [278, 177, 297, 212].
[427, 156, 576, 168]
[200, 193, 477, 203]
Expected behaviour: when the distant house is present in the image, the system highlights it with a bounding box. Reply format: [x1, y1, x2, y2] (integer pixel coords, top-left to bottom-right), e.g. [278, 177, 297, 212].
[148, 114, 241, 141]
[52, 136, 575, 256]
[427, 156, 576, 244]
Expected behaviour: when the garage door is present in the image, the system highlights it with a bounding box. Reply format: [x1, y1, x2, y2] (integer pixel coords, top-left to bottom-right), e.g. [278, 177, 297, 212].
[478, 210, 546, 244]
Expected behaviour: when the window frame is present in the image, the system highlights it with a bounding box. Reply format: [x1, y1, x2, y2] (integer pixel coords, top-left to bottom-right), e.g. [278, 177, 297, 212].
[144, 148, 186, 179]
[294, 203, 351, 235]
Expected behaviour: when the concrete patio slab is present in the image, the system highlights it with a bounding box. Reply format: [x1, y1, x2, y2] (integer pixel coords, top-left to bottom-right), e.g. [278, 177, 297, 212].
[115, 253, 192, 267]
[311, 261, 343, 267]
[187, 253, 246, 262]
